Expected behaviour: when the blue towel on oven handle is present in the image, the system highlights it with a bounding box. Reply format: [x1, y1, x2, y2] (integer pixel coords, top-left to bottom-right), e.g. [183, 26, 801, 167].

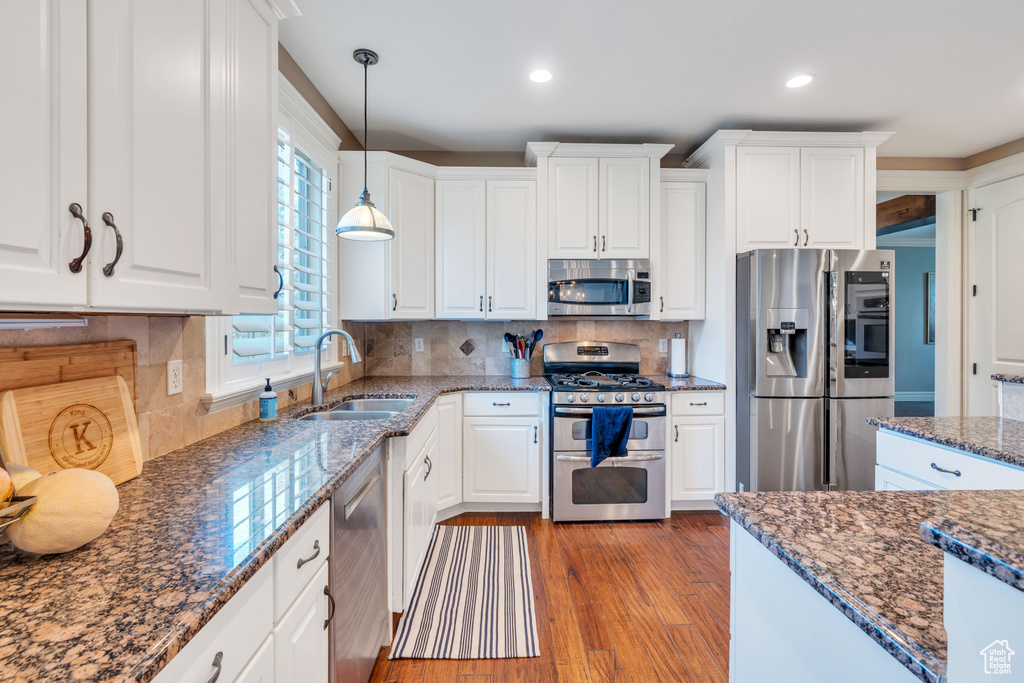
[591, 406, 633, 468]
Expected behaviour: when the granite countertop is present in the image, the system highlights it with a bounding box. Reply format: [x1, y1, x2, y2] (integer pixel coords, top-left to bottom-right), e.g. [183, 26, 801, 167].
[868, 416, 1024, 469]
[0, 375, 549, 683]
[651, 375, 727, 391]
[921, 490, 1024, 594]
[993, 373, 1024, 384]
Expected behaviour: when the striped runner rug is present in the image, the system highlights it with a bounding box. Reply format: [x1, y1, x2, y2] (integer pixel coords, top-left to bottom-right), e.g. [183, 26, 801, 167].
[389, 525, 540, 660]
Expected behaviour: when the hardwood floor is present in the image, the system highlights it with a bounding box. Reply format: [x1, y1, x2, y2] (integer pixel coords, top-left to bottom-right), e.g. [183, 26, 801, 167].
[369, 511, 731, 683]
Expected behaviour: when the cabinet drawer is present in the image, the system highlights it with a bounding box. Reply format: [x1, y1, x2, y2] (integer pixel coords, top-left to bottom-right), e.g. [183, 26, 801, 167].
[876, 432, 1024, 490]
[672, 392, 724, 416]
[151, 562, 273, 683]
[273, 504, 330, 622]
[464, 392, 541, 417]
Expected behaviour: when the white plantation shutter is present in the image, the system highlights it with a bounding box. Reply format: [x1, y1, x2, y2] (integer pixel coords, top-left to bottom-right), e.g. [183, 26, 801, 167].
[225, 124, 335, 377]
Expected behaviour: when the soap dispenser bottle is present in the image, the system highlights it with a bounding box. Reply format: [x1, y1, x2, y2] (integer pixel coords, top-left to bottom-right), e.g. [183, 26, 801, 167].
[259, 378, 277, 422]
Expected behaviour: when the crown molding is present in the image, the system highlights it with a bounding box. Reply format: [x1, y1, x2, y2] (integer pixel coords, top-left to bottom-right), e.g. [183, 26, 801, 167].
[279, 76, 342, 153]
[337, 150, 439, 177]
[685, 130, 895, 168]
[525, 141, 675, 166]
[660, 168, 710, 182]
[684, 130, 753, 168]
[267, 0, 301, 19]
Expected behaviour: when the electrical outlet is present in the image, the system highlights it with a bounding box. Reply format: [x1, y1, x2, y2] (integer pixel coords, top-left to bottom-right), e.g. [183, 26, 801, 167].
[167, 360, 183, 395]
[414, 338, 424, 352]
[659, 338, 668, 353]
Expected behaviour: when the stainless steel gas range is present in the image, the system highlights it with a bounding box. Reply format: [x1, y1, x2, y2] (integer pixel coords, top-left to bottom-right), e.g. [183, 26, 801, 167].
[543, 341, 668, 522]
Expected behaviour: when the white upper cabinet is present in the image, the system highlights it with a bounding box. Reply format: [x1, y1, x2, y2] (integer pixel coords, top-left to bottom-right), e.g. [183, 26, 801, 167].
[734, 141, 874, 252]
[659, 180, 706, 320]
[487, 180, 537, 319]
[735, 146, 802, 249]
[1, 0, 281, 314]
[436, 180, 487, 319]
[547, 157, 600, 258]
[434, 174, 536, 321]
[0, 1, 89, 309]
[600, 158, 650, 258]
[800, 148, 865, 249]
[389, 168, 435, 319]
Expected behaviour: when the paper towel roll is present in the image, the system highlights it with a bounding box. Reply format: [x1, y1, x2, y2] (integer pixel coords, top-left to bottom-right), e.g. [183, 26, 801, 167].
[669, 337, 688, 378]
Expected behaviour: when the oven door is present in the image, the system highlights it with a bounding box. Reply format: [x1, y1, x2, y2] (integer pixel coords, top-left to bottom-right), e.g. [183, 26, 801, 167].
[552, 452, 667, 521]
[552, 405, 667, 451]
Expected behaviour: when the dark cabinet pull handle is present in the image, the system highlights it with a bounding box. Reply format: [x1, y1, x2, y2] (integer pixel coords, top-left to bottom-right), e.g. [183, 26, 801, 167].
[68, 203, 92, 273]
[793, 229, 799, 247]
[424, 455, 432, 480]
[296, 539, 321, 569]
[690, 401, 707, 406]
[602, 235, 606, 252]
[803, 229, 809, 246]
[479, 295, 483, 312]
[660, 296, 664, 313]
[392, 293, 398, 311]
[488, 295, 493, 312]
[100, 212, 123, 277]
[593, 236, 597, 252]
[205, 652, 223, 683]
[675, 425, 679, 442]
[492, 402, 511, 407]
[323, 585, 336, 630]
[931, 463, 962, 477]
[533, 425, 538, 443]
[273, 265, 284, 299]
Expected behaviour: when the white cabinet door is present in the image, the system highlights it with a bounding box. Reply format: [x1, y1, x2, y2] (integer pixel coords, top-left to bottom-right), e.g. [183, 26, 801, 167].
[87, 0, 219, 312]
[273, 561, 330, 683]
[801, 147, 864, 249]
[659, 181, 706, 320]
[0, 1, 89, 309]
[436, 394, 463, 511]
[874, 466, 940, 492]
[223, 0, 278, 315]
[736, 146, 801, 251]
[670, 417, 725, 500]
[436, 180, 486, 319]
[403, 437, 437, 601]
[487, 180, 537, 319]
[236, 635, 274, 683]
[548, 157, 599, 258]
[463, 417, 540, 503]
[389, 168, 435, 319]
[600, 157, 650, 258]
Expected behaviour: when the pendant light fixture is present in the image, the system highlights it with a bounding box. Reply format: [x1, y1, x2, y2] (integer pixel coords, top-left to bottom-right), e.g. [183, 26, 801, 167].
[336, 48, 395, 241]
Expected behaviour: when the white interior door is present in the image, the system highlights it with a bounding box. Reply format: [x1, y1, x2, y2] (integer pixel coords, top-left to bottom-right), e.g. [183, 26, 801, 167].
[487, 180, 536, 319]
[389, 168, 434, 319]
[435, 180, 486, 319]
[970, 174, 1024, 415]
[87, 0, 219, 312]
[548, 157, 599, 258]
[0, 1, 89, 308]
[599, 157, 650, 258]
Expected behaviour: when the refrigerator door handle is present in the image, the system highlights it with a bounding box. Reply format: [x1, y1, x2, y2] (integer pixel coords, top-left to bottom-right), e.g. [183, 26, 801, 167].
[827, 403, 841, 489]
[828, 272, 839, 386]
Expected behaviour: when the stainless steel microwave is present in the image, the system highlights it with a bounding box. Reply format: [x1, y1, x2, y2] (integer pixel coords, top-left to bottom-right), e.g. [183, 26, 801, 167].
[547, 259, 652, 316]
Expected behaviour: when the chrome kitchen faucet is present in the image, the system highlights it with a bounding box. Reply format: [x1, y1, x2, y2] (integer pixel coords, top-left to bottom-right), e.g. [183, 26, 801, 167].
[312, 329, 362, 406]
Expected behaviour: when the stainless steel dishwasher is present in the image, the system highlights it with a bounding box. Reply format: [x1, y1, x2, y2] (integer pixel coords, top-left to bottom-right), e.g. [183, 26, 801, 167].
[331, 445, 389, 683]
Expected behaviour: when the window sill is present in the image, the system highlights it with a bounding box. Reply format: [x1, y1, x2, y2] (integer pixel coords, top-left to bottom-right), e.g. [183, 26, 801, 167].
[201, 362, 347, 413]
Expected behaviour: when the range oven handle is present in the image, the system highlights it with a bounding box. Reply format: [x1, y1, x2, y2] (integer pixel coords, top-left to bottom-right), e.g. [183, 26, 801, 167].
[553, 406, 666, 417]
[556, 453, 664, 462]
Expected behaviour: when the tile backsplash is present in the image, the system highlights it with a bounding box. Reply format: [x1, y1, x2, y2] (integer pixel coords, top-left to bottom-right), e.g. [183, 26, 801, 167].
[0, 316, 366, 461]
[363, 320, 688, 377]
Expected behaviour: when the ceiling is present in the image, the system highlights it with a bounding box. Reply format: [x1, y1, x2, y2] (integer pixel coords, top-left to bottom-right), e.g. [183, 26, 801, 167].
[279, 0, 1024, 159]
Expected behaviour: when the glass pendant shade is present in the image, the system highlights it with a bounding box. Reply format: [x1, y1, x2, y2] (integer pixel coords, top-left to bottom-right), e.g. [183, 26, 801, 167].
[336, 189, 394, 241]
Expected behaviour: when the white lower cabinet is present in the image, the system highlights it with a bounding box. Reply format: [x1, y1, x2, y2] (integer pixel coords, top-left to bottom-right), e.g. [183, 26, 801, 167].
[403, 428, 440, 601]
[435, 393, 463, 511]
[236, 636, 275, 683]
[669, 393, 725, 504]
[273, 562, 331, 683]
[462, 417, 540, 503]
[874, 465, 939, 491]
[875, 431, 1024, 491]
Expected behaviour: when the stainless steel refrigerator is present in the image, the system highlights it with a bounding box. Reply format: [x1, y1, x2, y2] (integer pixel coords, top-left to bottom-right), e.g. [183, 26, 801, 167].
[736, 249, 895, 492]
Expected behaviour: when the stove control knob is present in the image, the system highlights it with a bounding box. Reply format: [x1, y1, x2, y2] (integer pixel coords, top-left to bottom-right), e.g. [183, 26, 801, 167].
[566, 394, 575, 403]
[645, 393, 654, 402]
[631, 393, 641, 402]
[579, 394, 589, 403]
[614, 393, 624, 402]
[596, 394, 605, 403]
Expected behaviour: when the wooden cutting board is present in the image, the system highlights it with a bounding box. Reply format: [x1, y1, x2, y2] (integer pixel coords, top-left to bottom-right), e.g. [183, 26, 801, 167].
[0, 340, 138, 405]
[0, 376, 143, 485]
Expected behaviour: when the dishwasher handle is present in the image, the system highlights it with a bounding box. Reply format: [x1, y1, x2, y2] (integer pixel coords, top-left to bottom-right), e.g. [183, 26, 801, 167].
[345, 470, 382, 521]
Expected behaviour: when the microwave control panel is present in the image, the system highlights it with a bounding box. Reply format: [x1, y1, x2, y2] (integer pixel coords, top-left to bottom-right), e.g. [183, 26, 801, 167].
[633, 281, 651, 304]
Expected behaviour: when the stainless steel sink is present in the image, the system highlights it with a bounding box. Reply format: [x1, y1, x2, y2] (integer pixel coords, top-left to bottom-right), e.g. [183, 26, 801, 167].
[298, 410, 400, 421]
[335, 398, 414, 412]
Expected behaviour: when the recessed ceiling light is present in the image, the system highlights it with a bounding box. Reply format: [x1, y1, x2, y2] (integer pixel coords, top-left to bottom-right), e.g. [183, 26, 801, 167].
[530, 69, 553, 83]
[786, 73, 815, 88]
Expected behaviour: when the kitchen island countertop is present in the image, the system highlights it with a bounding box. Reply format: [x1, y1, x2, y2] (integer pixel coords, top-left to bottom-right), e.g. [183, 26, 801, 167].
[0, 375, 549, 683]
[868, 415, 1024, 469]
